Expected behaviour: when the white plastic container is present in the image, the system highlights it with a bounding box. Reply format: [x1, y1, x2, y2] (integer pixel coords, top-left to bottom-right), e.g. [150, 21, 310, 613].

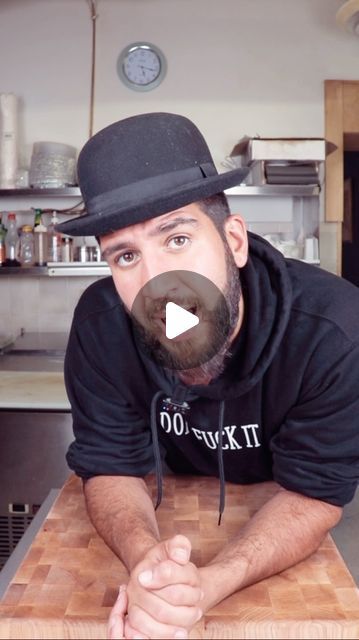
[0, 93, 18, 189]
[29, 141, 76, 188]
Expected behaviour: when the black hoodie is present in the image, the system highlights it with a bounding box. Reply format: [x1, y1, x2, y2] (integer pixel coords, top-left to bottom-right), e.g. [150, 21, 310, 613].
[65, 234, 359, 516]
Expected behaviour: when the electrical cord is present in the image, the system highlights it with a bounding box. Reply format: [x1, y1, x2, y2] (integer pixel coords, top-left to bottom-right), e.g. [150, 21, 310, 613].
[39, 200, 84, 215]
[41, 2, 98, 215]
[87, 0, 98, 139]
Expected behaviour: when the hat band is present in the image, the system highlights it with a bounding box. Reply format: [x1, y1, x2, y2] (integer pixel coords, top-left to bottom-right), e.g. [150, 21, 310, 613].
[86, 162, 218, 215]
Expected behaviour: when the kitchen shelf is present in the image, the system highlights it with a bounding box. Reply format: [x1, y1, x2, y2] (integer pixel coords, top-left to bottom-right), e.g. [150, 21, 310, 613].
[0, 187, 81, 197]
[47, 262, 110, 277]
[0, 266, 48, 276]
[0, 263, 110, 277]
[225, 184, 320, 197]
[0, 258, 320, 278]
[0, 184, 321, 276]
[0, 185, 318, 199]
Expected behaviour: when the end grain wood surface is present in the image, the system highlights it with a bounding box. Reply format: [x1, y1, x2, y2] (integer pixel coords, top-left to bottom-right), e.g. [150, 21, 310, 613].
[0, 475, 358, 639]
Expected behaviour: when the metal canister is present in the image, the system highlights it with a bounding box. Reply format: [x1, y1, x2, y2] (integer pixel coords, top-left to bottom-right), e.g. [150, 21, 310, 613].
[79, 243, 88, 263]
[61, 236, 73, 262]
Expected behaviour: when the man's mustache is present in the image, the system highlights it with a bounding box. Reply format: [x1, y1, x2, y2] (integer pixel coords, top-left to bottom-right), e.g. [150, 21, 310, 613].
[143, 296, 205, 321]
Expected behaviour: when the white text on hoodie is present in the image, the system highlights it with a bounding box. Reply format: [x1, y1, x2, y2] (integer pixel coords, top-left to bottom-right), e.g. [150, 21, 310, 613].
[159, 411, 261, 450]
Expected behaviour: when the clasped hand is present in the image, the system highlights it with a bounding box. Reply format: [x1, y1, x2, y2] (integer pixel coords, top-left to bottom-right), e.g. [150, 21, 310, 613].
[108, 534, 203, 639]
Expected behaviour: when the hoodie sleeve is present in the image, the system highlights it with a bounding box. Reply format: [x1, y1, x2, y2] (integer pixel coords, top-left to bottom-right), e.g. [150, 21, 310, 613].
[64, 321, 154, 479]
[270, 335, 359, 507]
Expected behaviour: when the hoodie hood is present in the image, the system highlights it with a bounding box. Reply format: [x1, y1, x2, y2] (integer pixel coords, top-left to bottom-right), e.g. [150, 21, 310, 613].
[201, 232, 293, 399]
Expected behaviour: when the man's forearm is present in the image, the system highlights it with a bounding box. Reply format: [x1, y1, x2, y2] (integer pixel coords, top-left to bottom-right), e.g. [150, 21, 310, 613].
[199, 487, 343, 611]
[84, 475, 160, 571]
[84, 477, 343, 613]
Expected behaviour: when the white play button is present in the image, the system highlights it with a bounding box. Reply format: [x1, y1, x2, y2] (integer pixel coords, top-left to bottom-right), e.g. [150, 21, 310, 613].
[165, 302, 199, 339]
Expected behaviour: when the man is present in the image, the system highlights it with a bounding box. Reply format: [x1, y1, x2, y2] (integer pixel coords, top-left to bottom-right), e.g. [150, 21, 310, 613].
[58, 112, 359, 640]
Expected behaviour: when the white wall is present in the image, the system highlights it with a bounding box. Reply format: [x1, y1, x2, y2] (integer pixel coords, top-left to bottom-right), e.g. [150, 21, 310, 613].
[1, 0, 359, 164]
[0, 275, 102, 335]
[0, 0, 358, 335]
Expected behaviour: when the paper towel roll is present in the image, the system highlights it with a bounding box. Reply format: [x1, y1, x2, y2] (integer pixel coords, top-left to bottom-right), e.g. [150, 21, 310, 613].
[0, 93, 18, 189]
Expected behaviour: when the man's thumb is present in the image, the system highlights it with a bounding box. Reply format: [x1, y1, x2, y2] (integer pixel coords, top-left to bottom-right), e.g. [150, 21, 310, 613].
[165, 534, 191, 565]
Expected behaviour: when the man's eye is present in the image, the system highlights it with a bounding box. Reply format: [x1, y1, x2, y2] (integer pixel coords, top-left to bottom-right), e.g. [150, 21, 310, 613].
[168, 235, 190, 249]
[116, 251, 137, 266]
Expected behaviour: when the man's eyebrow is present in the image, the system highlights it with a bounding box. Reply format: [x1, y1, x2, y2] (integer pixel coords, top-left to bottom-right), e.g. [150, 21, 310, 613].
[101, 241, 130, 260]
[101, 216, 199, 260]
[148, 216, 199, 236]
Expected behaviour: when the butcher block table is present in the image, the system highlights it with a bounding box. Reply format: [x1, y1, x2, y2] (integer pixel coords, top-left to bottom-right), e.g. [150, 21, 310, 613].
[0, 475, 358, 639]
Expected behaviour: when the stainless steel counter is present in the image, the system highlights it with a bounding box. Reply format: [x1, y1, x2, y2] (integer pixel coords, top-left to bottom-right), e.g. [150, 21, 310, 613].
[1, 331, 68, 356]
[0, 333, 69, 410]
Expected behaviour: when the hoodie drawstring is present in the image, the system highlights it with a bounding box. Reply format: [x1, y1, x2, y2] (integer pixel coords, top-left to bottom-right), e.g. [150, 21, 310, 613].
[150, 391, 226, 524]
[217, 400, 226, 525]
[150, 390, 164, 510]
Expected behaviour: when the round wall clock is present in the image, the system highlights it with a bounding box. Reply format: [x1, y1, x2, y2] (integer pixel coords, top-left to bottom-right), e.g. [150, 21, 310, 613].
[117, 42, 167, 91]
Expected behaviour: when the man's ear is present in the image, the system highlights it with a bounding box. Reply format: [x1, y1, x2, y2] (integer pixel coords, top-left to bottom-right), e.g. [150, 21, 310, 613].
[224, 215, 248, 268]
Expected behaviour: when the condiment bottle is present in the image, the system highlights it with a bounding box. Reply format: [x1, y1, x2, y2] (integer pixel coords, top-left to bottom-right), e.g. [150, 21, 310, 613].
[19, 224, 35, 266]
[4, 212, 20, 266]
[47, 211, 62, 262]
[0, 214, 6, 265]
[34, 211, 48, 266]
[33, 208, 42, 229]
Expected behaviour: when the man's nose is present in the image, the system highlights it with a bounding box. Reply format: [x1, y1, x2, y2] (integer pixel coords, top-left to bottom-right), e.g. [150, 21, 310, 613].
[140, 259, 179, 299]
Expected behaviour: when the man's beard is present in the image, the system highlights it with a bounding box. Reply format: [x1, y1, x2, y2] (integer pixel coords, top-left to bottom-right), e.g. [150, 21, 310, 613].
[129, 242, 242, 385]
[177, 246, 241, 385]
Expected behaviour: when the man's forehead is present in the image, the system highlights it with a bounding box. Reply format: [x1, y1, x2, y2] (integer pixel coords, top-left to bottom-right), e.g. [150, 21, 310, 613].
[101, 204, 202, 242]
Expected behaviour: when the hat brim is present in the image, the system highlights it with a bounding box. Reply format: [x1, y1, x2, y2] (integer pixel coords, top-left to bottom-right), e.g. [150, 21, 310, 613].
[56, 167, 249, 237]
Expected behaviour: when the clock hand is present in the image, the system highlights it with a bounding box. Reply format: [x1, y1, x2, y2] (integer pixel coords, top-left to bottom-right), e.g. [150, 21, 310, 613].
[138, 64, 157, 72]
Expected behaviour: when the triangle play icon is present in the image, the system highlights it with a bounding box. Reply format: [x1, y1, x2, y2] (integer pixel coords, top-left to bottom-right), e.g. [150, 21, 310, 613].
[165, 302, 199, 339]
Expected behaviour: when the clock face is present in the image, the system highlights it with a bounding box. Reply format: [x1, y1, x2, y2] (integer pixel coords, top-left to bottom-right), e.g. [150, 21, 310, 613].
[117, 43, 166, 91]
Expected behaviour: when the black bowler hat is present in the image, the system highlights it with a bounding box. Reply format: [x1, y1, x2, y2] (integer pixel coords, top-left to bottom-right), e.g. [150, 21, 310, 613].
[56, 112, 249, 237]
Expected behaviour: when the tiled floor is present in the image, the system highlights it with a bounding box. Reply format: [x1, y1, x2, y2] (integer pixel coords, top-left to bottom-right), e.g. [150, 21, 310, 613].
[331, 486, 359, 585]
